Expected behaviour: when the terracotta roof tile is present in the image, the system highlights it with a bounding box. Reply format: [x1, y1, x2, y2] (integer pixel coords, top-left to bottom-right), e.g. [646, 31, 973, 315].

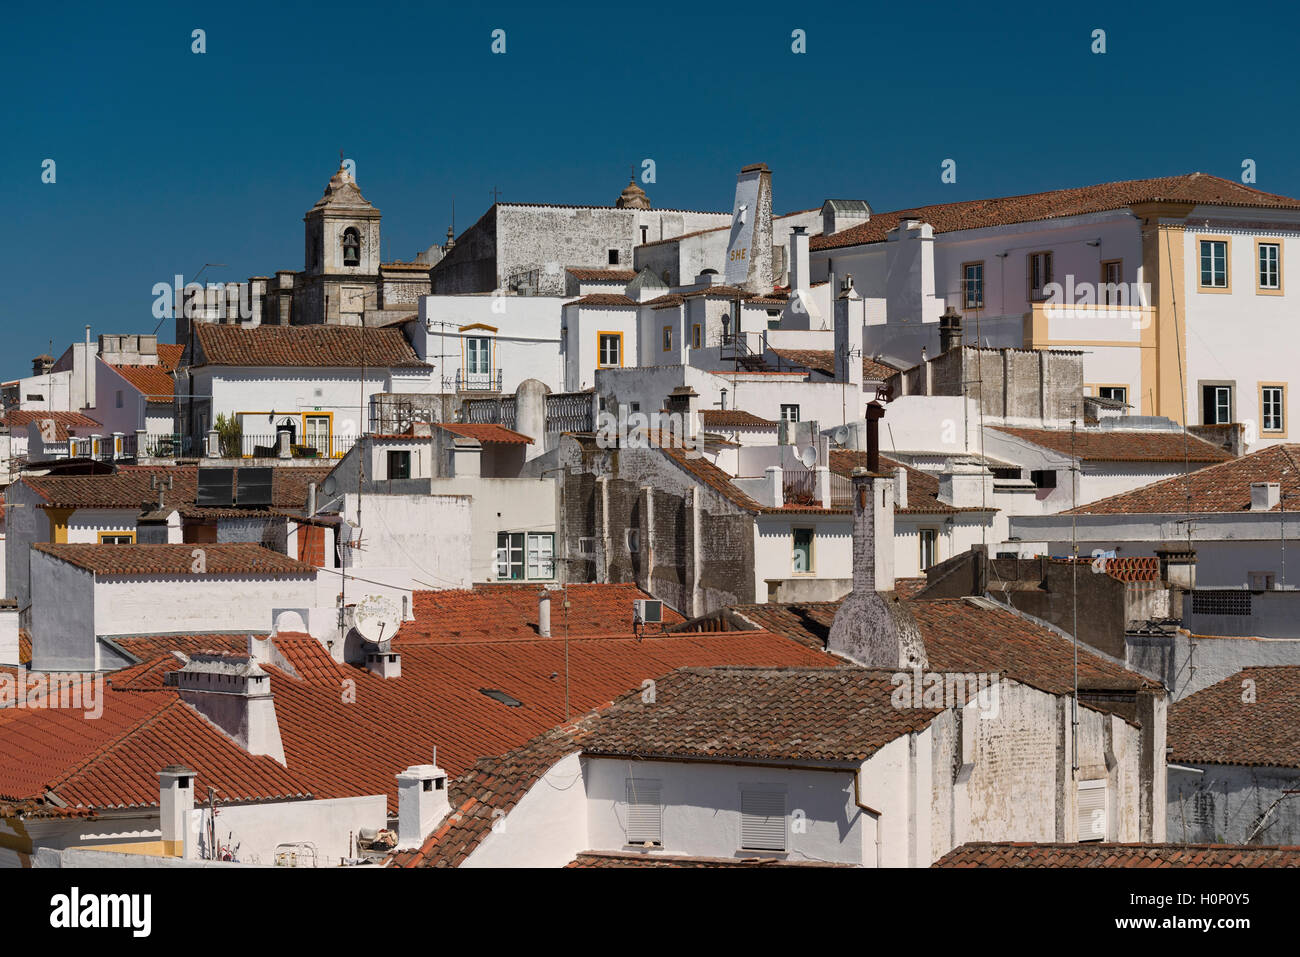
[991, 426, 1230, 464]
[396, 583, 684, 644]
[436, 423, 533, 445]
[564, 294, 637, 307]
[700, 409, 777, 429]
[812, 173, 1300, 252]
[567, 851, 847, 867]
[155, 344, 185, 372]
[1066, 443, 1300, 515]
[1169, 665, 1300, 768]
[564, 268, 637, 281]
[34, 543, 315, 577]
[934, 842, 1300, 868]
[17, 464, 329, 511]
[194, 324, 428, 369]
[581, 666, 940, 764]
[110, 365, 175, 399]
[830, 451, 995, 514]
[769, 348, 900, 381]
[1, 410, 102, 440]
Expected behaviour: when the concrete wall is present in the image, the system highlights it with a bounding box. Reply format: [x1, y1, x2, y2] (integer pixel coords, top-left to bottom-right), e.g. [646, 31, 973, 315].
[462, 752, 589, 868]
[426, 477, 557, 583]
[339, 492, 472, 590]
[185, 794, 387, 866]
[414, 297, 565, 394]
[29, 550, 96, 671]
[1167, 763, 1300, 844]
[1129, 629, 1300, 700]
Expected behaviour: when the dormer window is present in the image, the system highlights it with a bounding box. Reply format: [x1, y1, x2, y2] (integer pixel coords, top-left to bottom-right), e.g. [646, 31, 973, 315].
[342, 227, 361, 267]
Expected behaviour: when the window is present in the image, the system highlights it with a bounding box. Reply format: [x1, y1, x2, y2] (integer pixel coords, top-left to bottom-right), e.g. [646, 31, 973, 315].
[1248, 571, 1276, 591]
[662, 325, 672, 351]
[342, 227, 361, 267]
[1201, 383, 1234, 425]
[598, 332, 622, 368]
[961, 261, 984, 309]
[1258, 241, 1282, 293]
[740, 789, 787, 852]
[625, 779, 663, 846]
[1030, 469, 1057, 489]
[465, 336, 491, 375]
[527, 532, 555, 579]
[1262, 384, 1285, 433]
[792, 528, 814, 574]
[1028, 251, 1053, 300]
[97, 532, 135, 544]
[1198, 238, 1229, 289]
[1098, 385, 1127, 404]
[919, 528, 937, 570]
[780, 404, 800, 423]
[1101, 260, 1123, 304]
[1078, 780, 1107, 842]
[303, 414, 330, 455]
[115, 390, 123, 409]
[640, 225, 648, 244]
[608, 248, 620, 265]
[691, 324, 701, 349]
[496, 532, 525, 580]
[387, 450, 411, 480]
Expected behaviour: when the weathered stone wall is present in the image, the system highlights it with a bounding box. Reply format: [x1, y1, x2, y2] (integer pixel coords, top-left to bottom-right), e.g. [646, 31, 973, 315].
[1168, 764, 1300, 844]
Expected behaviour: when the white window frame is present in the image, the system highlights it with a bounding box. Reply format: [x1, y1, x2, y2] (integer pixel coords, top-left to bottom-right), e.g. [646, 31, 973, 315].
[780, 404, 800, 423]
[625, 779, 663, 847]
[739, 788, 787, 852]
[495, 531, 525, 580]
[465, 336, 492, 375]
[527, 532, 555, 579]
[919, 527, 938, 570]
[1259, 242, 1281, 290]
[1200, 239, 1228, 288]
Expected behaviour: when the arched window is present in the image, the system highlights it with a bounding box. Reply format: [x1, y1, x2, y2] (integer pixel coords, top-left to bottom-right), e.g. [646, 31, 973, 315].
[342, 227, 361, 267]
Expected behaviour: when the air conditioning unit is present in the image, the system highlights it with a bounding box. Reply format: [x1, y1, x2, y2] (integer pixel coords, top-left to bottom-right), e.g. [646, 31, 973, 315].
[634, 599, 662, 624]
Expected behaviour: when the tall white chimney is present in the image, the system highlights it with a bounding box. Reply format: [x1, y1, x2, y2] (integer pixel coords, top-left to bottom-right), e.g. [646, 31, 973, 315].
[396, 763, 451, 850]
[538, 588, 552, 638]
[157, 765, 195, 858]
[174, 653, 286, 764]
[789, 226, 810, 292]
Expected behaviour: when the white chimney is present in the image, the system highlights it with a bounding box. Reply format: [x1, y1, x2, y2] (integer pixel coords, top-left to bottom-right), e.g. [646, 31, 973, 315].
[538, 588, 552, 638]
[1250, 482, 1280, 511]
[174, 653, 286, 764]
[895, 466, 908, 510]
[789, 226, 810, 292]
[365, 648, 402, 679]
[157, 765, 195, 858]
[396, 763, 451, 850]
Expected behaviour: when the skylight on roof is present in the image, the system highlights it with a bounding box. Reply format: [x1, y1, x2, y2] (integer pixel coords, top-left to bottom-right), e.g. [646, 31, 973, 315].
[480, 688, 523, 707]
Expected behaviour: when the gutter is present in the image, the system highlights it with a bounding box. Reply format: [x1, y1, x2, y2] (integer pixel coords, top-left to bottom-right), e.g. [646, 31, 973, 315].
[853, 770, 882, 869]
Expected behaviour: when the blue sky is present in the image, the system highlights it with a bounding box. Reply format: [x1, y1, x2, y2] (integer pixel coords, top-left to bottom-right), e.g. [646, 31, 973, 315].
[4, 0, 1296, 379]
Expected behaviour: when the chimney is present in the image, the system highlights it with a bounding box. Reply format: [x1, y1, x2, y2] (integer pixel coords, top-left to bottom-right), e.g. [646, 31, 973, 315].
[895, 465, 908, 509]
[174, 653, 286, 764]
[1155, 545, 1197, 591]
[667, 386, 700, 446]
[834, 277, 864, 388]
[157, 765, 195, 857]
[396, 763, 450, 850]
[1250, 482, 1280, 511]
[939, 305, 964, 354]
[827, 406, 928, 669]
[789, 226, 810, 292]
[364, 648, 402, 679]
[538, 588, 552, 638]
[514, 379, 549, 460]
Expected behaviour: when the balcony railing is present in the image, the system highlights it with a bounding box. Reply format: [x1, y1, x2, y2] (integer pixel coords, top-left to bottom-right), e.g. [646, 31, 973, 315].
[782, 468, 818, 506]
[446, 369, 503, 392]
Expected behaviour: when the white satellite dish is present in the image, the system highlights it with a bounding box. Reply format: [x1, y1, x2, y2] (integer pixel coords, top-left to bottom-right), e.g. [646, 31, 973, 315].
[799, 445, 818, 469]
[832, 426, 850, 447]
[353, 594, 402, 645]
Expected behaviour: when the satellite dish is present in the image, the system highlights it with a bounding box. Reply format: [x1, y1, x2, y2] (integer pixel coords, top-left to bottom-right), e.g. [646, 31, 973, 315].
[353, 594, 402, 645]
[321, 476, 337, 497]
[800, 445, 818, 469]
[832, 426, 850, 447]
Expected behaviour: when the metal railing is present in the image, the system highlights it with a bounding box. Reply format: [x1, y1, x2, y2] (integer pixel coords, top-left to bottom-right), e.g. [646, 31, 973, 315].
[782, 468, 818, 506]
[447, 369, 504, 392]
[829, 472, 854, 508]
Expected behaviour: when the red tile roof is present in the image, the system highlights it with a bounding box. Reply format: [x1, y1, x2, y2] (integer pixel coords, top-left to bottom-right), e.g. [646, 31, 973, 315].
[1, 410, 102, 440]
[1066, 443, 1300, 515]
[581, 666, 940, 764]
[435, 423, 534, 445]
[812, 174, 1300, 252]
[396, 584, 684, 645]
[1169, 665, 1300, 768]
[34, 543, 315, 577]
[565, 268, 637, 281]
[17, 464, 329, 512]
[155, 344, 185, 372]
[700, 409, 777, 429]
[990, 426, 1230, 464]
[934, 842, 1300, 868]
[727, 596, 1156, 701]
[110, 364, 175, 399]
[769, 348, 900, 381]
[564, 294, 636, 307]
[194, 323, 429, 369]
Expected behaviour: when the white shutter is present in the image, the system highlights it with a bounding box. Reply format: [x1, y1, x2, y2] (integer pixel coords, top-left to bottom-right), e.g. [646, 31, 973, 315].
[625, 779, 662, 846]
[1078, 780, 1107, 842]
[740, 790, 787, 851]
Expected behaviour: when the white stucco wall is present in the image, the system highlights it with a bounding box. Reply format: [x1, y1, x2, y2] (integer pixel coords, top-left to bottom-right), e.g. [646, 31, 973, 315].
[184, 794, 387, 866]
[461, 752, 589, 868]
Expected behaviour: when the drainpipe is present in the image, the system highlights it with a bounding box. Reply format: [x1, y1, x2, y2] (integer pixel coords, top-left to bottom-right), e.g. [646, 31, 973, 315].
[853, 769, 883, 868]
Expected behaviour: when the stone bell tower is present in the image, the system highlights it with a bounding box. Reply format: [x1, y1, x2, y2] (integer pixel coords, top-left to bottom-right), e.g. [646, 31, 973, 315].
[298, 159, 382, 325]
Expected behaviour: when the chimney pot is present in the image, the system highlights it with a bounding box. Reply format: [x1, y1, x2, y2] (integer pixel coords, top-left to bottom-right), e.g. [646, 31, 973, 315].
[396, 763, 450, 850]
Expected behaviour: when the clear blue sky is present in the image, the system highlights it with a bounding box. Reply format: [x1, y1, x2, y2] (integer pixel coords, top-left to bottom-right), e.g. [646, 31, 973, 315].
[4, 0, 1296, 379]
